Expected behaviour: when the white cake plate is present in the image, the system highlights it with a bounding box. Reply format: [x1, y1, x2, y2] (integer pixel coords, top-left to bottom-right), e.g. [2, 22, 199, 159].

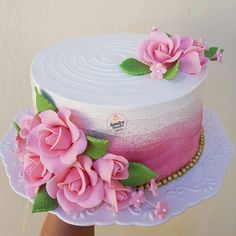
[0, 108, 233, 226]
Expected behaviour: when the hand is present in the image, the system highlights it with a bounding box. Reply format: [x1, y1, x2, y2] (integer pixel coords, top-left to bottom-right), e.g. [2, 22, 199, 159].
[40, 213, 94, 236]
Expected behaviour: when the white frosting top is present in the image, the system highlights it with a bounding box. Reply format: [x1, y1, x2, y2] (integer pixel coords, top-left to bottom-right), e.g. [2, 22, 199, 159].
[30, 33, 206, 109]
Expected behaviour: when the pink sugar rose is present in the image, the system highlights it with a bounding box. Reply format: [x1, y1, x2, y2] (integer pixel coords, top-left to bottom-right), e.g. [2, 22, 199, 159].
[18, 114, 41, 139]
[93, 153, 129, 183]
[27, 108, 87, 173]
[179, 36, 209, 74]
[138, 29, 183, 67]
[104, 180, 132, 212]
[23, 152, 52, 198]
[46, 155, 104, 215]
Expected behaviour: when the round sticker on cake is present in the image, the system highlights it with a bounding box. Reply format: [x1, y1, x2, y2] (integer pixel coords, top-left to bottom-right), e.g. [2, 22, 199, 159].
[107, 113, 127, 132]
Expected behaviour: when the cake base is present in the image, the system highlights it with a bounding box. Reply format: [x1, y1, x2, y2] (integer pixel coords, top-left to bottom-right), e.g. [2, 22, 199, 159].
[0, 108, 233, 226]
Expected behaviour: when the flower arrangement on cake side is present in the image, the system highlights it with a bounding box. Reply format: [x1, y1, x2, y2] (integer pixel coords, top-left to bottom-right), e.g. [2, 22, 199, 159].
[13, 87, 168, 219]
[120, 27, 224, 80]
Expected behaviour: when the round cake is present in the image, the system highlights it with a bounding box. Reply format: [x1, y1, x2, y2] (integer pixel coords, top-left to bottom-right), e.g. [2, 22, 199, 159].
[30, 33, 206, 182]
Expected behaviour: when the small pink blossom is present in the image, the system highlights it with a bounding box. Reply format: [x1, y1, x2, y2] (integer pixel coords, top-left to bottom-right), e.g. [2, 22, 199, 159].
[129, 190, 146, 208]
[148, 179, 158, 197]
[150, 63, 167, 79]
[154, 201, 169, 220]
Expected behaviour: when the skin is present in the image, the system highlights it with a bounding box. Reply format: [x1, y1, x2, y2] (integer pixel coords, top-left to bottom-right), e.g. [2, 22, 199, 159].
[40, 213, 94, 236]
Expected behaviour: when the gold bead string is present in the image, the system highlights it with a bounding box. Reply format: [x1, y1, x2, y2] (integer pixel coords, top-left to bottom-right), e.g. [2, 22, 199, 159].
[139, 128, 205, 190]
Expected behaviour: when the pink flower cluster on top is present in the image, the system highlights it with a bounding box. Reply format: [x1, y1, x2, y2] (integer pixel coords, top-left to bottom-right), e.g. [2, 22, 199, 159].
[15, 108, 151, 215]
[138, 27, 209, 79]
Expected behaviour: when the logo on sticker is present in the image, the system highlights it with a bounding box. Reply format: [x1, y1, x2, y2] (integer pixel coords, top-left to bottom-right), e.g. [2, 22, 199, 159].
[108, 113, 127, 132]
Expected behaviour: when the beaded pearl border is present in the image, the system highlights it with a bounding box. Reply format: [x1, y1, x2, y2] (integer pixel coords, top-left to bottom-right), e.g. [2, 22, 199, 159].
[139, 128, 205, 190]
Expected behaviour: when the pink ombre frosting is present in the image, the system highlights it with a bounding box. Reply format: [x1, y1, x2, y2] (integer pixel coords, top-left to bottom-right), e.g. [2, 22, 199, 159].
[104, 104, 203, 181]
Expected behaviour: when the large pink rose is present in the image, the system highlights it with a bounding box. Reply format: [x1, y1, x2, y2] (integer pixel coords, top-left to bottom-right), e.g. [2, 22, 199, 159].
[104, 180, 132, 212]
[93, 153, 129, 183]
[27, 108, 87, 173]
[179, 36, 209, 74]
[138, 30, 183, 68]
[23, 152, 52, 197]
[46, 155, 104, 215]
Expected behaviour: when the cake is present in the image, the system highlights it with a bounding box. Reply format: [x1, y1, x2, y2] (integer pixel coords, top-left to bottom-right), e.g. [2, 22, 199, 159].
[13, 28, 223, 216]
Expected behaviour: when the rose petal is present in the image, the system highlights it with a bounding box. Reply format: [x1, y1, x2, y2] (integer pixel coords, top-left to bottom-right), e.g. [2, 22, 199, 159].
[46, 169, 69, 198]
[164, 50, 182, 63]
[64, 184, 91, 203]
[76, 178, 104, 208]
[26, 124, 46, 154]
[57, 189, 84, 215]
[39, 110, 66, 127]
[93, 159, 113, 183]
[149, 30, 168, 41]
[40, 153, 68, 174]
[137, 39, 154, 63]
[180, 51, 202, 74]
[171, 34, 181, 54]
[60, 131, 87, 165]
[49, 127, 72, 151]
[78, 155, 98, 186]
[180, 36, 194, 51]
[104, 183, 118, 212]
[154, 50, 171, 63]
[58, 108, 81, 143]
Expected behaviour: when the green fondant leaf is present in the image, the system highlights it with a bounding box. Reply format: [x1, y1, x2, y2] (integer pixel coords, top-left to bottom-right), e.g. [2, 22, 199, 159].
[34, 87, 57, 113]
[119, 58, 151, 75]
[204, 47, 224, 61]
[32, 185, 58, 213]
[13, 122, 21, 134]
[166, 32, 172, 37]
[164, 60, 180, 80]
[84, 135, 109, 160]
[204, 47, 218, 59]
[121, 162, 157, 187]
